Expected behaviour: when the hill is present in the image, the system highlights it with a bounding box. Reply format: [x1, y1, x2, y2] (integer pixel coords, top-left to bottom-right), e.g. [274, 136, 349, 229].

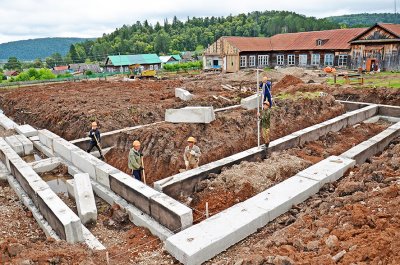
[327, 13, 400, 27]
[0, 37, 94, 61]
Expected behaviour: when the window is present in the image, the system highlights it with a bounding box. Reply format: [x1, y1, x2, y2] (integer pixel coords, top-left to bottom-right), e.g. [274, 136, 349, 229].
[240, 56, 247, 67]
[324, 54, 334, 66]
[150, 65, 154, 70]
[249, 56, 256, 67]
[288, 54, 295, 65]
[311, 54, 320, 65]
[317, 39, 323, 46]
[299, 54, 307, 66]
[154, 65, 159, 70]
[277, 55, 284, 65]
[258, 55, 269, 66]
[338, 55, 348, 67]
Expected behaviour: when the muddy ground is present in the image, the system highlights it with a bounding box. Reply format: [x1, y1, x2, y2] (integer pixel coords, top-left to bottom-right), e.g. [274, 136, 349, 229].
[105, 95, 344, 185]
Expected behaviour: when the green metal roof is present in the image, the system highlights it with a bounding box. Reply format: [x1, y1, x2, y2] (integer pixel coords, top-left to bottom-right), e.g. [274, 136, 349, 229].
[171, 54, 182, 61]
[108, 54, 161, 66]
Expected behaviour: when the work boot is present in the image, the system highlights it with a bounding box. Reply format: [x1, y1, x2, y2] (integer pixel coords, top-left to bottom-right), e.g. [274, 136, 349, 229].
[263, 143, 269, 159]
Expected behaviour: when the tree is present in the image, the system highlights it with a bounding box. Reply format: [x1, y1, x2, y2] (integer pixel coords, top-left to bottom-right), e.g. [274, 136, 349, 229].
[69, 44, 80, 63]
[33, 58, 44, 68]
[154, 31, 170, 54]
[4, 57, 22, 70]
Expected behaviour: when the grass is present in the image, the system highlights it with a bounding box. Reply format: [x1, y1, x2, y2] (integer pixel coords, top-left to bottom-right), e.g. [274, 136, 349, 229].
[327, 71, 400, 89]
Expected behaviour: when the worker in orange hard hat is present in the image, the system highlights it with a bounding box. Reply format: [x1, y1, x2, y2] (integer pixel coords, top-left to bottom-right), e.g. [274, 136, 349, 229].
[183, 136, 201, 170]
[87, 121, 104, 160]
[128, 140, 144, 181]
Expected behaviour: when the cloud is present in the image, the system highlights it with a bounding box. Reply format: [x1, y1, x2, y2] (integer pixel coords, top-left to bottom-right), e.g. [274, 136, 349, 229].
[0, 0, 396, 43]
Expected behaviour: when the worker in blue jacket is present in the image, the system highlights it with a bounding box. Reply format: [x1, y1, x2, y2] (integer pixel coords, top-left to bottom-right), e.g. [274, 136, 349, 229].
[87, 121, 104, 159]
[260, 76, 273, 107]
[258, 76, 273, 155]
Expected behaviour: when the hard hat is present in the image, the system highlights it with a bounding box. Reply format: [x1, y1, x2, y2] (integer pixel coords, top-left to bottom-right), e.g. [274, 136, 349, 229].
[133, 140, 141, 147]
[187, 136, 196, 143]
[91, 122, 97, 126]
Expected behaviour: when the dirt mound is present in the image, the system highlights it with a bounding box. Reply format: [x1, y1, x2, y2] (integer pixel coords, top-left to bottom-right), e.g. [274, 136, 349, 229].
[105, 95, 344, 185]
[273, 75, 304, 92]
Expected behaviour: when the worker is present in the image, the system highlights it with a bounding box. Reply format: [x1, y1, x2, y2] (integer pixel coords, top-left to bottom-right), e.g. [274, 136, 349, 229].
[87, 122, 104, 160]
[183, 137, 201, 170]
[260, 76, 273, 105]
[128, 140, 144, 181]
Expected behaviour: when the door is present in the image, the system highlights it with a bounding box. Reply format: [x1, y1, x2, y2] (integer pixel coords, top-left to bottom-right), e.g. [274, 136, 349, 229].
[299, 54, 307, 66]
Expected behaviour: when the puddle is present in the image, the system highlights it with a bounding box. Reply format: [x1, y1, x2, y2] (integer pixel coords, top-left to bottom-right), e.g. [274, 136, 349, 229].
[41, 173, 72, 196]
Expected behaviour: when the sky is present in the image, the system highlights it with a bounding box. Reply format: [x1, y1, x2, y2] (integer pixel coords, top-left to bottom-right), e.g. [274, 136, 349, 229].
[0, 0, 397, 44]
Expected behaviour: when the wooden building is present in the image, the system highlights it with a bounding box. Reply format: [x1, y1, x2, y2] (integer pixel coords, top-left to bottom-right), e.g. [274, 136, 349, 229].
[104, 54, 161, 73]
[350, 23, 400, 71]
[204, 28, 367, 72]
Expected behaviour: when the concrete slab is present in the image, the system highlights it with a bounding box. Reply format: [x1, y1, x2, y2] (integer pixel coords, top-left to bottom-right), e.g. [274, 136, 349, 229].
[150, 193, 193, 232]
[16, 124, 38, 137]
[14, 134, 34, 155]
[36, 188, 83, 243]
[68, 164, 82, 176]
[71, 150, 98, 179]
[32, 140, 54, 158]
[165, 107, 215, 124]
[53, 138, 80, 161]
[175, 88, 193, 101]
[91, 181, 173, 241]
[29, 157, 63, 173]
[378, 104, 400, 118]
[296, 156, 356, 187]
[109, 171, 159, 215]
[95, 163, 119, 188]
[0, 113, 18, 130]
[5, 135, 24, 156]
[81, 225, 105, 250]
[38, 129, 61, 151]
[66, 179, 75, 200]
[74, 173, 97, 224]
[240, 94, 261, 110]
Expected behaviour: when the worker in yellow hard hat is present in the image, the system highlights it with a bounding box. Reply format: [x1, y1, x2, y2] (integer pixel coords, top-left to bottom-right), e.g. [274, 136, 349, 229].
[183, 136, 201, 170]
[87, 121, 104, 160]
[128, 140, 144, 181]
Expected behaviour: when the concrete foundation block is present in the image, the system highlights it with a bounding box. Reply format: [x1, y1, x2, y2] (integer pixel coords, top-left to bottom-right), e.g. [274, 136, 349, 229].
[5, 135, 24, 156]
[0, 113, 18, 130]
[269, 134, 299, 153]
[16, 124, 38, 137]
[296, 156, 356, 187]
[109, 171, 159, 215]
[38, 129, 61, 151]
[66, 179, 75, 200]
[165, 107, 215, 124]
[36, 188, 83, 243]
[53, 138, 80, 162]
[71, 150, 102, 179]
[74, 173, 97, 224]
[32, 140, 54, 158]
[68, 164, 82, 176]
[29, 157, 63, 173]
[150, 193, 193, 232]
[175, 88, 193, 101]
[81, 225, 105, 250]
[240, 94, 262, 110]
[378, 104, 400, 118]
[14, 135, 34, 155]
[166, 203, 268, 265]
[95, 163, 119, 188]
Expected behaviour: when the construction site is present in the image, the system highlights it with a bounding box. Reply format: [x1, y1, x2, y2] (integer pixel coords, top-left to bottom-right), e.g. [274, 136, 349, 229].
[0, 67, 399, 265]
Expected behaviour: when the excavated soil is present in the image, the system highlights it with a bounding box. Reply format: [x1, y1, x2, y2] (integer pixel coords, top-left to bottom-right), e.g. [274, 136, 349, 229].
[105, 95, 344, 185]
[187, 122, 388, 223]
[0, 79, 245, 140]
[208, 137, 400, 265]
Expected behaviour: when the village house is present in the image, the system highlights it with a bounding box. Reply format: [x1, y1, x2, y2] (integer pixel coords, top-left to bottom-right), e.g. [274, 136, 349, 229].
[104, 54, 161, 73]
[159, 54, 182, 67]
[203, 23, 400, 72]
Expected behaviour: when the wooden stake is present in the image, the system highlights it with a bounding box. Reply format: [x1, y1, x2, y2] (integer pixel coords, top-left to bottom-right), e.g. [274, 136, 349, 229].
[206, 202, 209, 218]
[106, 251, 110, 265]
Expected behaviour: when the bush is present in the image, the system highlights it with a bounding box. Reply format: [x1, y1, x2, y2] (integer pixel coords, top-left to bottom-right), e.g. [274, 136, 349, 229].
[162, 61, 202, 72]
[57, 73, 73, 79]
[85, 70, 93, 76]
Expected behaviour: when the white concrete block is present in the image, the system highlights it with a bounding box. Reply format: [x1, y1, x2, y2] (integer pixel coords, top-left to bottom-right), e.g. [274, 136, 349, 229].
[95, 163, 119, 188]
[5, 136, 24, 156]
[53, 138, 80, 162]
[68, 164, 82, 176]
[38, 129, 61, 150]
[150, 193, 193, 231]
[66, 179, 75, 200]
[0, 113, 18, 130]
[296, 156, 355, 187]
[71, 150, 100, 179]
[32, 140, 54, 158]
[14, 134, 34, 155]
[36, 188, 83, 243]
[29, 157, 63, 173]
[175, 88, 193, 101]
[16, 124, 38, 137]
[240, 94, 262, 110]
[74, 173, 97, 224]
[81, 225, 105, 250]
[165, 107, 215, 124]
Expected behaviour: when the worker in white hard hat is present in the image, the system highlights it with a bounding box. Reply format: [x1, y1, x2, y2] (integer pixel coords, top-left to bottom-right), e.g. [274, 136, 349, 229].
[87, 121, 104, 160]
[183, 137, 201, 170]
[260, 76, 273, 105]
[128, 140, 144, 181]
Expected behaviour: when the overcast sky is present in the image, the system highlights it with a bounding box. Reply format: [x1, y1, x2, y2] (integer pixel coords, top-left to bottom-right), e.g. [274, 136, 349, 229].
[0, 0, 397, 44]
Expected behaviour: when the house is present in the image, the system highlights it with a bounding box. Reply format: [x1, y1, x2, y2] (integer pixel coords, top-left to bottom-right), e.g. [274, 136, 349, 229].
[104, 54, 161, 73]
[4, 70, 19, 78]
[350, 23, 400, 71]
[52, 65, 70, 75]
[69, 63, 102, 73]
[181, 51, 195, 62]
[203, 28, 367, 72]
[159, 54, 182, 66]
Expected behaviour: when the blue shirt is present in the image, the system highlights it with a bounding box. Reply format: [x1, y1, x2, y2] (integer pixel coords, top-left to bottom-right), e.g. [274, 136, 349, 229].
[259, 81, 273, 108]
